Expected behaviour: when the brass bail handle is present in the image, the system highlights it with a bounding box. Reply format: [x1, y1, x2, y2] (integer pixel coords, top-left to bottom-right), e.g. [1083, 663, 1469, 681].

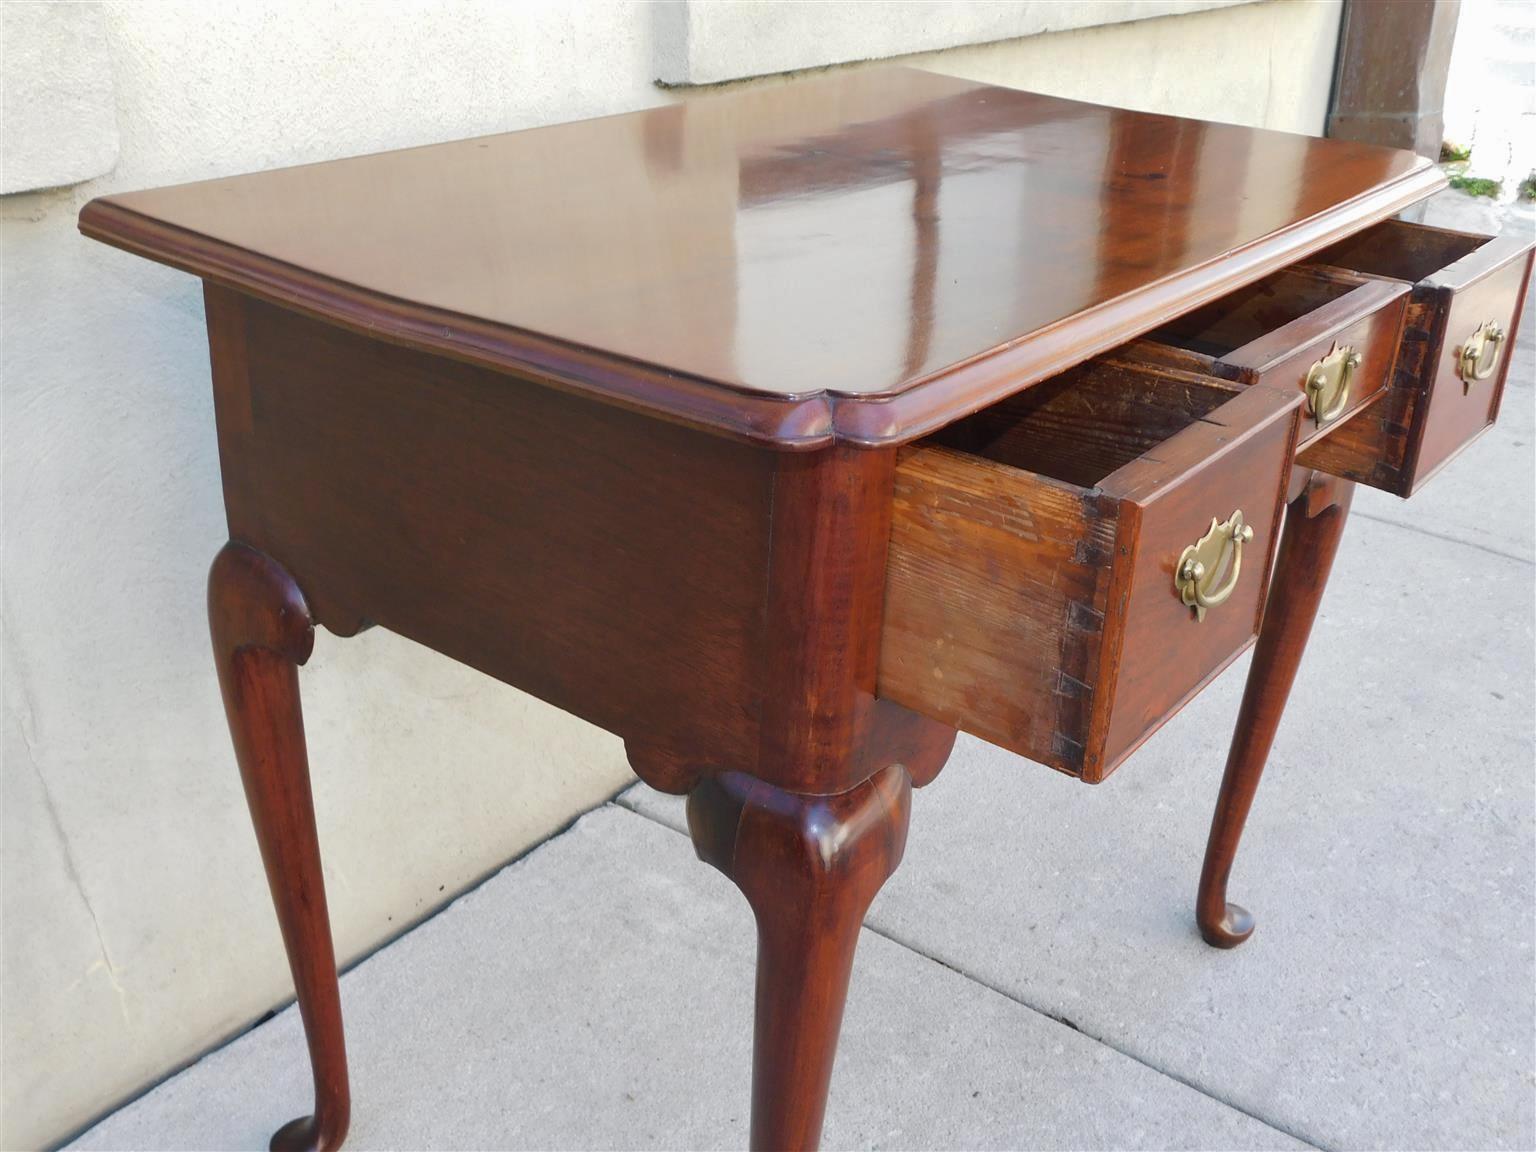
[1176, 509, 1254, 622]
[1459, 319, 1506, 388]
[1303, 342, 1361, 427]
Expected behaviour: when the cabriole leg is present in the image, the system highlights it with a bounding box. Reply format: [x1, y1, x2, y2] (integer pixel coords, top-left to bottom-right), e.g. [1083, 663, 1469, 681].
[687, 764, 912, 1152]
[209, 542, 350, 1151]
[1198, 478, 1354, 948]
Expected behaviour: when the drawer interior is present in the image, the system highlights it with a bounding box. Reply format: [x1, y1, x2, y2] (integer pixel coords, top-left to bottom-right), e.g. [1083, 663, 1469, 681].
[1150, 267, 1371, 359]
[1306, 218, 1492, 283]
[931, 357, 1242, 489]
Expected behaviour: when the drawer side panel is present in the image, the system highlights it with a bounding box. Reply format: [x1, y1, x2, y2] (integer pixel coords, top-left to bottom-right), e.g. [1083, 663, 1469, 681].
[877, 445, 1116, 776]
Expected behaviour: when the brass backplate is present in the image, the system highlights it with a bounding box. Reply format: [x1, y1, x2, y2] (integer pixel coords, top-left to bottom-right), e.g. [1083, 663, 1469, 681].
[1175, 509, 1254, 622]
[1459, 319, 1505, 389]
[1303, 342, 1360, 427]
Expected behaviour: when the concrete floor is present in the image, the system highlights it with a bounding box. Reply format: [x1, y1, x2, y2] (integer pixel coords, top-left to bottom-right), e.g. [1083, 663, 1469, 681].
[73, 192, 1534, 1151]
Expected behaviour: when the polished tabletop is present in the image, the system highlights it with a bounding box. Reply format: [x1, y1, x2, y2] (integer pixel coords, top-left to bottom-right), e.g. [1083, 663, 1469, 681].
[81, 67, 1440, 446]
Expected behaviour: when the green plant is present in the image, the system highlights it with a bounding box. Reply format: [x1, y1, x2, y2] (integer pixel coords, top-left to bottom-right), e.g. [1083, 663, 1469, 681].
[1519, 174, 1536, 202]
[1448, 174, 1502, 198]
[1440, 140, 1472, 164]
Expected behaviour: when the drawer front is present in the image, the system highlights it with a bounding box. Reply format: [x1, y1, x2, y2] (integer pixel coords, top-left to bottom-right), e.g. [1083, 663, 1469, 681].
[1300, 222, 1534, 495]
[878, 369, 1299, 782]
[1409, 252, 1530, 485]
[1088, 385, 1298, 778]
[1143, 268, 1408, 446]
[1218, 281, 1407, 444]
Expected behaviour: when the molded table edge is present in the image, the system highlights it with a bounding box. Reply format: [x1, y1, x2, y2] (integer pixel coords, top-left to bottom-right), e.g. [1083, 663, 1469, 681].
[79, 162, 1445, 450]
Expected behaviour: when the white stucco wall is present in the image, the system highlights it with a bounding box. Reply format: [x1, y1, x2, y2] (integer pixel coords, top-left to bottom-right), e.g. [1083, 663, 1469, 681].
[1, 4, 120, 193]
[1, 2, 1342, 1147]
[655, 0, 1255, 84]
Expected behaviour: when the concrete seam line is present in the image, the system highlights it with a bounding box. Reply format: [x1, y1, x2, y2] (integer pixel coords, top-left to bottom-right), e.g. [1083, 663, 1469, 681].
[1349, 510, 1536, 567]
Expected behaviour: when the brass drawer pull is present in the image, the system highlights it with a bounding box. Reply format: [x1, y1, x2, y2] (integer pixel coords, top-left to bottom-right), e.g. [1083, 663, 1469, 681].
[1176, 510, 1254, 622]
[1303, 342, 1361, 427]
[1458, 319, 1505, 388]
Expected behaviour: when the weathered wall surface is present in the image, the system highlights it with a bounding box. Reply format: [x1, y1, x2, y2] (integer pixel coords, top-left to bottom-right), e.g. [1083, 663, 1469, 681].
[655, 0, 1256, 84]
[1, 2, 1340, 1146]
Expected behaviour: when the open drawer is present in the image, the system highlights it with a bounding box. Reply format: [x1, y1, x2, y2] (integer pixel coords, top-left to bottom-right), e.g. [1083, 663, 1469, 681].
[1298, 219, 1534, 495]
[1142, 266, 1409, 446]
[877, 354, 1301, 783]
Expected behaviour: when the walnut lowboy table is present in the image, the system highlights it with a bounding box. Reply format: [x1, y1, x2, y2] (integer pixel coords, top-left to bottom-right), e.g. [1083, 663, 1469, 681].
[81, 69, 1531, 1151]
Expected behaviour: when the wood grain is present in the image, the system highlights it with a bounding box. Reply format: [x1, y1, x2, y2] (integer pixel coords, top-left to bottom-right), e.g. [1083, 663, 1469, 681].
[209, 542, 349, 1152]
[205, 284, 775, 786]
[879, 442, 1115, 777]
[1197, 477, 1353, 947]
[1408, 245, 1532, 484]
[687, 764, 912, 1152]
[1310, 217, 1490, 283]
[930, 358, 1241, 487]
[1091, 382, 1300, 780]
[81, 68, 1442, 447]
[878, 354, 1300, 780]
[1154, 267, 1376, 355]
[1149, 266, 1409, 445]
[1213, 281, 1406, 444]
[1300, 220, 1534, 494]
